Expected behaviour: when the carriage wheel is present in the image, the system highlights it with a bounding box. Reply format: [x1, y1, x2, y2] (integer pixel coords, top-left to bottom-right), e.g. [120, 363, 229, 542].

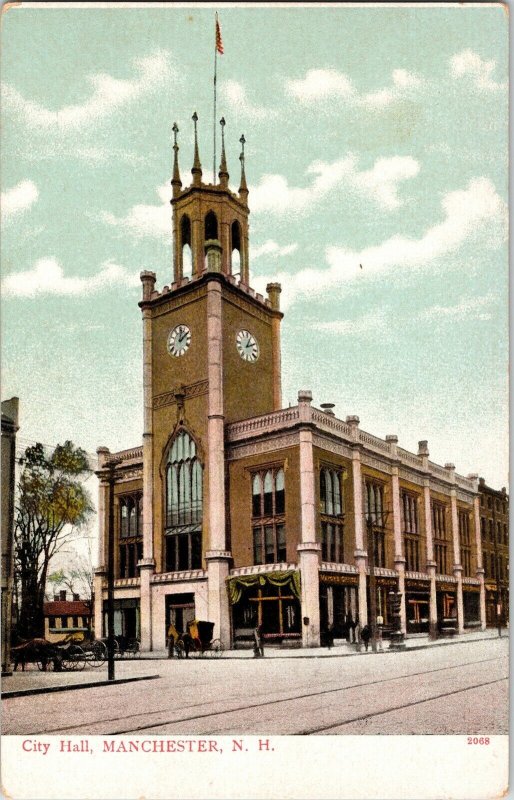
[127, 639, 140, 658]
[91, 641, 107, 667]
[61, 646, 86, 671]
[175, 640, 185, 659]
[209, 639, 223, 658]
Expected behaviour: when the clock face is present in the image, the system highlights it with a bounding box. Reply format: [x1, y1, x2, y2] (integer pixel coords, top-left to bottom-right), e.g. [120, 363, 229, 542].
[168, 324, 191, 357]
[236, 329, 259, 362]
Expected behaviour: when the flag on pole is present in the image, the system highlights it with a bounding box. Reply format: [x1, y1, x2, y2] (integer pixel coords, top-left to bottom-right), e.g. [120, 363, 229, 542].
[216, 15, 224, 55]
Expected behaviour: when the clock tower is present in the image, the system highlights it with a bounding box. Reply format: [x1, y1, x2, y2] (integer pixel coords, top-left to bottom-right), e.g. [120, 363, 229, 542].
[138, 115, 283, 647]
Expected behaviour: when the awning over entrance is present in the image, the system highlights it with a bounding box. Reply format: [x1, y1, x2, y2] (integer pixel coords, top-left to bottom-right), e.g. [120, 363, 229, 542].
[227, 570, 301, 605]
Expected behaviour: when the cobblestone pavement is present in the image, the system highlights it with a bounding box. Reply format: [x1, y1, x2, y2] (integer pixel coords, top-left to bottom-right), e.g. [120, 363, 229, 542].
[2, 636, 508, 736]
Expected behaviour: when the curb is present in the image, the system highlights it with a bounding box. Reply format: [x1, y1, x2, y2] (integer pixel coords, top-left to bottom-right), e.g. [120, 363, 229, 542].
[2, 673, 160, 699]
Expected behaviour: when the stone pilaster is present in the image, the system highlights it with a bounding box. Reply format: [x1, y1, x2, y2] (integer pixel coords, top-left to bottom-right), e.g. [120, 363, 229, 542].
[139, 275, 156, 651]
[472, 491, 487, 630]
[447, 465, 464, 634]
[297, 390, 321, 647]
[192, 217, 204, 275]
[267, 283, 282, 411]
[206, 280, 231, 646]
[348, 416, 367, 627]
[422, 476, 438, 639]
[93, 570, 105, 639]
[388, 438, 407, 634]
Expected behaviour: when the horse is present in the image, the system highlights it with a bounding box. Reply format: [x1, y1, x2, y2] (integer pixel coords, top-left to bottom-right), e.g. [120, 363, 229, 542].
[11, 638, 62, 672]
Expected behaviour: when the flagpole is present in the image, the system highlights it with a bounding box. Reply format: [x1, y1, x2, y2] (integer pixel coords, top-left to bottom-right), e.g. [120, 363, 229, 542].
[213, 13, 218, 186]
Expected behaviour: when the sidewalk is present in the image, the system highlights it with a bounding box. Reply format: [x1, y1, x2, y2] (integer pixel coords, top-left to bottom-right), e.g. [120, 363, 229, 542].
[2, 628, 507, 697]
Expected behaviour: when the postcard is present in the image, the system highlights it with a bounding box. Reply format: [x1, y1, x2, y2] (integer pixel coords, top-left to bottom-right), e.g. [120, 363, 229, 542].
[1, 2, 508, 799]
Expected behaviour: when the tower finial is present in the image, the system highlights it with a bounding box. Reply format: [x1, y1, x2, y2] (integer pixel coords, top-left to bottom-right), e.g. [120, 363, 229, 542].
[239, 133, 248, 202]
[218, 117, 229, 188]
[171, 122, 182, 198]
[191, 111, 202, 186]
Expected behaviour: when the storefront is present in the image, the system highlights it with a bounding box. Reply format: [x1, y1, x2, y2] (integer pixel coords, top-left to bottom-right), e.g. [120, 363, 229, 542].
[366, 576, 398, 629]
[436, 581, 457, 633]
[102, 598, 140, 640]
[463, 586, 481, 628]
[228, 571, 302, 643]
[405, 579, 430, 634]
[319, 573, 358, 638]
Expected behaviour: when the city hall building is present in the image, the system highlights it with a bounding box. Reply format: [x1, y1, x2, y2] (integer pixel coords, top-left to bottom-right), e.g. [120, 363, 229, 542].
[94, 119, 488, 651]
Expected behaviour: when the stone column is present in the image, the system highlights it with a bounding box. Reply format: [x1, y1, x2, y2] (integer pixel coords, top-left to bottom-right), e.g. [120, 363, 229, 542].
[471, 487, 487, 630]
[139, 273, 156, 651]
[191, 217, 204, 276]
[266, 283, 282, 411]
[205, 279, 231, 647]
[387, 436, 407, 635]
[422, 477, 438, 639]
[297, 390, 321, 647]
[447, 465, 464, 634]
[347, 416, 367, 627]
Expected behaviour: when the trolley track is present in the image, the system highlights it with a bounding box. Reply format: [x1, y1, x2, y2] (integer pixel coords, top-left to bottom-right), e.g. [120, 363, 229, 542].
[22, 654, 505, 736]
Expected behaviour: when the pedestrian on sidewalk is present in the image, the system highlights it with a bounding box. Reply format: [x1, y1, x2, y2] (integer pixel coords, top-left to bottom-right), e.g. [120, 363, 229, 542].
[345, 611, 356, 643]
[253, 624, 264, 658]
[167, 623, 179, 658]
[361, 624, 371, 652]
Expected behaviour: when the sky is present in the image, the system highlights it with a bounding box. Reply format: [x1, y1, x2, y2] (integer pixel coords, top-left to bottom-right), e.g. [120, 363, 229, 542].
[1, 2, 509, 507]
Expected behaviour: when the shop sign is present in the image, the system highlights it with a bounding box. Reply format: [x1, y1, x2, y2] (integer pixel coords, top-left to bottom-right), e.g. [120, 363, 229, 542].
[437, 583, 456, 593]
[319, 573, 358, 586]
[405, 580, 430, 590]
[463, 586, 481, 594]
[376, 577, 398, 588]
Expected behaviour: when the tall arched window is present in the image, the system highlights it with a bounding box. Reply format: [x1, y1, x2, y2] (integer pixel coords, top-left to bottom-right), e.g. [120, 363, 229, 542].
[165, 430, 203, 571]
[181, 215, 192, 278]
[118, 493, 143, 578]
[251, 466, 286, 564]
[231, 220, 241, 275]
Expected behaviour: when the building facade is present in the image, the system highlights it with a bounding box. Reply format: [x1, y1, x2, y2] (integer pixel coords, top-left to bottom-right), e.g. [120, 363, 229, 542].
[478, 479, 509, 627]
[44, 592, 92, 643]
[94, 119, 489, 650]
[1, 397, 19, 674]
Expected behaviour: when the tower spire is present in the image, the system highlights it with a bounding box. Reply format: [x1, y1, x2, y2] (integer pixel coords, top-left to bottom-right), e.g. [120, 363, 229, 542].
[171, 122, 182, 198]
[239, 134, 248, 203]
[191, 112, 202, 186]
[218, 117, 229, 188]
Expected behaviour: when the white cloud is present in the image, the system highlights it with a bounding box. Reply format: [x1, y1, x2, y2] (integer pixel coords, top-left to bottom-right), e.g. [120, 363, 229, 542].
[251, 240, 298, 259]
[2, 180, 39, 222]
[250, 154, 419, 215]
[450, 50, 506, 92]
[3, 50, 175, 132]
[286, 67, 421, 108]
[255, 177, 506, 311]
[100, 183, 172, 239]
[221, 80, 275, 120]
[421, 294, 496, 322]
[2, 258, 140, 298]
[312, 310, 388, 337]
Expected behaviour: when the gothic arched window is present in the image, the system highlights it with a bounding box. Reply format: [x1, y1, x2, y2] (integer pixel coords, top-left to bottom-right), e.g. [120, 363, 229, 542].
[165, 430, 203, 571]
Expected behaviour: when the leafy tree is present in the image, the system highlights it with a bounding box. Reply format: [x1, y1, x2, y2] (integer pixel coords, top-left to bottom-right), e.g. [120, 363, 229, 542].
[47, 549, 95, 610]
[13, 441, 93, 639]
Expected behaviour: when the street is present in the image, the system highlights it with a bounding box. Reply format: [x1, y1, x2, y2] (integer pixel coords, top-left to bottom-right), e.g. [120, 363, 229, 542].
[2, 637, 508, 736]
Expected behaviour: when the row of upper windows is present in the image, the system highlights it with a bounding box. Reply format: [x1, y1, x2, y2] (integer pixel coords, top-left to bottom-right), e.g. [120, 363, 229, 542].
[48, 616, 86, 629]
[480, 494, 508, 515]
[480, 517, 509, 546]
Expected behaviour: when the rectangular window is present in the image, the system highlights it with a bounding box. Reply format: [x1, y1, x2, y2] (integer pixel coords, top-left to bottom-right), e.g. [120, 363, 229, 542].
[118, 492, 143, 577]
[402, 492, 419, 572]
[365, 481, 384, 527]
[49, 616, 56, 628]
[60, 616, 68, 629]
[320, 467, 345, 563]
[251, 467, 286, 566]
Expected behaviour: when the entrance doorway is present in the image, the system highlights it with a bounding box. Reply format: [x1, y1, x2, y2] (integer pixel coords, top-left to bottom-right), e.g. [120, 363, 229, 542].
[165, 593, 195, 640]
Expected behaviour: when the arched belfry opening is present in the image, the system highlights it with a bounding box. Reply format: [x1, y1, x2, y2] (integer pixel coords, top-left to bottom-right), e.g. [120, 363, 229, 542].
[205, 211, 218, 242]
[231, 220, 241, 276]
[181, 214, 192, 278]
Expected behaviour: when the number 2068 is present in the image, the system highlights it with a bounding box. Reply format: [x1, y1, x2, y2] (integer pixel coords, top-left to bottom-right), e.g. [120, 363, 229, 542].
[467, 737, 490, 745]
